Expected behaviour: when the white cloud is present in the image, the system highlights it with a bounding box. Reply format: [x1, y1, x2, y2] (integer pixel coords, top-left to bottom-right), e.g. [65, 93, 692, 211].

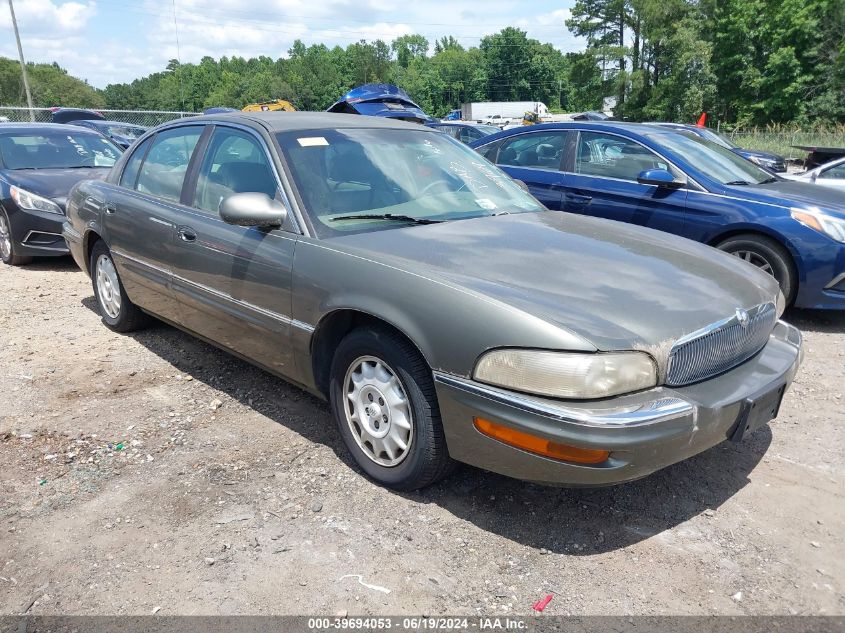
[0, 0, 585, 87]
[0, 0, 96, 34]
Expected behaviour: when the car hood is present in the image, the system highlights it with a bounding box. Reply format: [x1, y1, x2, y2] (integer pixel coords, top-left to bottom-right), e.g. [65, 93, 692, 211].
[328, 211, 780, 353]
[734, 148, 784, 162]
[2, 167, 110, 211]
[728, 180, 845, 218]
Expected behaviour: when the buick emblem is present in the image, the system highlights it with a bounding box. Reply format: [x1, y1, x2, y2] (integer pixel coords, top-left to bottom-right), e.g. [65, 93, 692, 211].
[736, 308, 750, 328]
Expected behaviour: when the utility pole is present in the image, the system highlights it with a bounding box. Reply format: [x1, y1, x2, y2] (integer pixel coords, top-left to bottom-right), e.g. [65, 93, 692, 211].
[7, 0, 35, 121]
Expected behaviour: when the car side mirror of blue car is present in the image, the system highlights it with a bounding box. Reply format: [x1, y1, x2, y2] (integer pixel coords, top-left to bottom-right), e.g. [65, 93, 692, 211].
[637, 168, 685, 188]
[219, 192, 287, 228]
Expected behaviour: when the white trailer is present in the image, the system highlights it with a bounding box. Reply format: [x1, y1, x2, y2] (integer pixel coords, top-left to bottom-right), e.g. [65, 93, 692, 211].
[460, 102, 549, 124]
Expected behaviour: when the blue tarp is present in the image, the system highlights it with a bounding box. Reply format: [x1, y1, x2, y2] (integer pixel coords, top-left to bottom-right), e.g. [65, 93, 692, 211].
[327, 84, 434, 123]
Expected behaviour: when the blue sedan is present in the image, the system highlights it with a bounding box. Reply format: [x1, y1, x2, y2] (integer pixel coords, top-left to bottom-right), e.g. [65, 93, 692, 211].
[469, 122, 845, 309]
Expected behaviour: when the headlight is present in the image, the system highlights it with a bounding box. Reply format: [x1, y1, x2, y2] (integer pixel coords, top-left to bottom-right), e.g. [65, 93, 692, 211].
[10, 186, 63, 215]
[791, 207, 845, 243]
[748, 155, 775, 168]
[473, 349, 657, 399]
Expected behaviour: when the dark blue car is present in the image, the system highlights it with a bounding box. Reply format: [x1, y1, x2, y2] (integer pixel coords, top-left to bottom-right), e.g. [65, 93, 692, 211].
[469, 122, 845, 309]
[426, 122, 501, 144]
[647, 122, 787, 173]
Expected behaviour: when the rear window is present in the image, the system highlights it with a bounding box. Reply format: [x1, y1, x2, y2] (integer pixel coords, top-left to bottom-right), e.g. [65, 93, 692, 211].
[0, 131, 122, 169]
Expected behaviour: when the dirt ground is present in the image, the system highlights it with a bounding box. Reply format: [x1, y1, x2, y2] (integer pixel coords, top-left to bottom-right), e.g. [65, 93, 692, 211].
[1, 257, 843, 617]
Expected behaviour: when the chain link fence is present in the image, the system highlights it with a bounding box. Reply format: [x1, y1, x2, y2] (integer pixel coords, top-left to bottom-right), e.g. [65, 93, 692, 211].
[717, 126, 845, 163]
[0, 106, 197, 127]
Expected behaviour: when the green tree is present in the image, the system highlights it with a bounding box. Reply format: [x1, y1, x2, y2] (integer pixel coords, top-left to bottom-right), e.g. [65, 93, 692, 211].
[0, 57, 103, 108]
[392, 35, 429, 68]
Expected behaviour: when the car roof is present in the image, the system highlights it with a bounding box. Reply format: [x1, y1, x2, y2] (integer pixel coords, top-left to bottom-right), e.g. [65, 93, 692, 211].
[183, 111, 432, 132]
[430, 121, 490, 127]
[487, 120, 683, 137]
[0, 122, 104, 134]
[77, 119, 147, 127]
[467, 120, 691, 149]
[646, 122, 695, 129]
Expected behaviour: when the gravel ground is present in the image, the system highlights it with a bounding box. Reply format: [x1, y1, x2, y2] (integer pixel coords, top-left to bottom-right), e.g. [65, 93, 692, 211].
[1, 257, 843, 617]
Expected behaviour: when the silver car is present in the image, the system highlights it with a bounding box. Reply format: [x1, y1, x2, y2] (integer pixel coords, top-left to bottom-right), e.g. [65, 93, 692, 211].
[782, 156, 845, 191]
[63, 112, 803, 490]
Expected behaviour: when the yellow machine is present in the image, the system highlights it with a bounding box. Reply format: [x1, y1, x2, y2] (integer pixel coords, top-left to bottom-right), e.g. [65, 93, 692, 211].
[522, 111, 540, 126]
[242, 100, 296, 112]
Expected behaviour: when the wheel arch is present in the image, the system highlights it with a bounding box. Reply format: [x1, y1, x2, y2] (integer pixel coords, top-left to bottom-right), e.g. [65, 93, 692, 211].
[707, 225, 805, 281]
[82, 229, 103, 275]
[309, 308, 431, 399]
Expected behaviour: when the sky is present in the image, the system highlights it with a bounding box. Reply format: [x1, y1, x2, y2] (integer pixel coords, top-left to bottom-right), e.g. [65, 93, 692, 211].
[0, 0, 583, 89]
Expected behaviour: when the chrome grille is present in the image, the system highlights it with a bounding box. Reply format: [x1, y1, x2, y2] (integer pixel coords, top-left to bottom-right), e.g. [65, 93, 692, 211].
[666, 302, 777, 386]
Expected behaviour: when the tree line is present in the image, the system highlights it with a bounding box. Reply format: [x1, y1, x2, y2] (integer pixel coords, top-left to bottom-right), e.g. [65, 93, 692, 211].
[0, 2, 842, 127]
[568, 0, 844, 125]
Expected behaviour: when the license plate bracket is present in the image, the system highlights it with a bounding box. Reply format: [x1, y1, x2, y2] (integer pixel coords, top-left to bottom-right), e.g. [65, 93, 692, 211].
[729, 384, 786, 443]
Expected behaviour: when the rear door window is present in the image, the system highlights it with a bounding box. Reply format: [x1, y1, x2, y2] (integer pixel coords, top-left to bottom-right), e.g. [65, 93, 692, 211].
[497, 132, 568, 170]
[135, 127, 202, 202]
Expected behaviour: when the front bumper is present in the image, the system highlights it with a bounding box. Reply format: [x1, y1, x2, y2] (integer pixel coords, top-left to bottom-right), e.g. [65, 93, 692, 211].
[792, 233, 845, 310]
[434, 320, 803, 486]
[7, 206, 68, 257]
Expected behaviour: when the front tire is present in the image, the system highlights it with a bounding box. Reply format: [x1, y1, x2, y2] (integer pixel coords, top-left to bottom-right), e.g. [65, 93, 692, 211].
[329, 327, 454, 490]
[0, 208, 33, 266]
[717, 234, 797, 305]
[89, 241, 149, 332]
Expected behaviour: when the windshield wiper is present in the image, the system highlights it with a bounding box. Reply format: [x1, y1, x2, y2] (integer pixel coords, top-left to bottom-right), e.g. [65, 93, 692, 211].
[725, 180, 752, 185]
[330, 213, 443, 225]
[759, 177, 778, 184]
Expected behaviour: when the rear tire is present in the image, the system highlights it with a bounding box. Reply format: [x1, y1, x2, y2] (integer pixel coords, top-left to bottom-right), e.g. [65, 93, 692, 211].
[89, 241, 149, 332]
[0, 208, 33, 266]
[329, 326, 454, 490]
[717, 233, 797, 305]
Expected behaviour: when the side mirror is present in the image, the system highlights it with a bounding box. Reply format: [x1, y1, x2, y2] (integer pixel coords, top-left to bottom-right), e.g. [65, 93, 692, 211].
[637, 168, 685, 188]
[219, 192, 287, 228]
[513, 179, 530, 193]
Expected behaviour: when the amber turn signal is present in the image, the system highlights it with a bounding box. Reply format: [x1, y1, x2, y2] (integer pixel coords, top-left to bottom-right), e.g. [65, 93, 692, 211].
[473, 417, 610, 464]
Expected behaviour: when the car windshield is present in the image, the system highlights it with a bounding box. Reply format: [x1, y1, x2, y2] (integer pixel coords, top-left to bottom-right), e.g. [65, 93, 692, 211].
[105, 124, 145, 139]
[648, 131, 774, 185]
[694, 127, 737, 149]
[475, 125, 501, 135]
[276, 128, 544, 236]
[0, 131, 122, 169]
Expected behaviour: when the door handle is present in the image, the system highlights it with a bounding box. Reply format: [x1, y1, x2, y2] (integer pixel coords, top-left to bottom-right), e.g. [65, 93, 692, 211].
[565, 193, 593, 204]
[104, 202, 117, 214]
[177, 226, 197, 242]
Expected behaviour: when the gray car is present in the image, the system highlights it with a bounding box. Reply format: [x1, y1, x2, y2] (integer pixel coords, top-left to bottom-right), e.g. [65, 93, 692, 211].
[63, 112, 803, 490]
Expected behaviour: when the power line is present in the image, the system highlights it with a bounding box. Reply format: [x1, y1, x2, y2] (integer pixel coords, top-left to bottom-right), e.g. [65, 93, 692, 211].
[95, 1, 574, 47]
[172, 0, 185, 111]
[103, 0, 569, 32]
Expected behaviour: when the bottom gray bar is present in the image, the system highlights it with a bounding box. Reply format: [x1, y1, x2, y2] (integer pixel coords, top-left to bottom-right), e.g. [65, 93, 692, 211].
[2, 616, 844, 633]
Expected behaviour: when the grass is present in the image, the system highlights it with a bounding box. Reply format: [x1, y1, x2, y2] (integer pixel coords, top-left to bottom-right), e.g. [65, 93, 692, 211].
[723, 124, 845, 162]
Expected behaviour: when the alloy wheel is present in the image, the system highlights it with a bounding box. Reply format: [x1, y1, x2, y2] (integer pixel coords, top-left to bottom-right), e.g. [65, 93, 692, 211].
[95, 254, 122, 319]
[0, 214, 11, 261]
[732, 249, 774, 276]
[343, 355, 414, 467]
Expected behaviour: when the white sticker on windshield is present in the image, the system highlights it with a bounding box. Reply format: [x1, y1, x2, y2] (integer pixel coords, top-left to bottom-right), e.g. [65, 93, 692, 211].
[297, 137, 329, 147]
[475, 198, 497, 210]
